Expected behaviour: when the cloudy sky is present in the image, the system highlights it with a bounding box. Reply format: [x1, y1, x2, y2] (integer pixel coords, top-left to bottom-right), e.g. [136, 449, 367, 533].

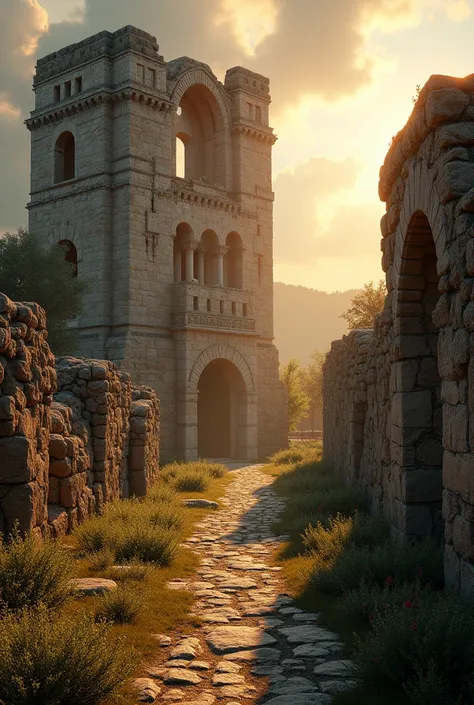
[1, 0, 474, 291]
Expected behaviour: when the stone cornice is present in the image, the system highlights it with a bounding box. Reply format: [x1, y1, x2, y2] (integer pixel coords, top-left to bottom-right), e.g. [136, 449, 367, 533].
[26, 88, 174, 131]
[165, 180, 241, 216]
[232, 121, 276, 145]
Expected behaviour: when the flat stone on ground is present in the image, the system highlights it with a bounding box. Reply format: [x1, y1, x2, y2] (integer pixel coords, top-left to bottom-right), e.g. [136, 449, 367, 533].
[279, 625, 339, 644]
[134, 677, 162, 702]
[313, 660, 352, 677]
[206, 626, 276, 654]
[69, 578, 117, 596]
[164, 668, 202, 686]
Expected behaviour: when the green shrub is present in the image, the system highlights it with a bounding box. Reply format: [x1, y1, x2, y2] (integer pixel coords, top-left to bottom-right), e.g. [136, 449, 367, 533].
[115, 523, 179, 565]
[302, 512, 388, 558]
[270, 447, 310, 465]
[0, 531, 73, 611]
[353, 592, 474, 704]
[75, 516, 113, 553]
[87, 548, 116, 572]
[313, 538, 443, 595]
[146, 484, 177, 505]
[173, 470, 210, 492]
[95, 585, 144, 624]
[145, 504, 185, 532]
[204, 462, 227, 478]
[340, 579, 432, 623]
[0, 607, 134, 704]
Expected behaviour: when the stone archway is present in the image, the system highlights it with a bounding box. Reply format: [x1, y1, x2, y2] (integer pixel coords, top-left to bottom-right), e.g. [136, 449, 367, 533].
[197, 358, 246, 459]
[179, 345, 257, 462]
[391, 210, 443, 539]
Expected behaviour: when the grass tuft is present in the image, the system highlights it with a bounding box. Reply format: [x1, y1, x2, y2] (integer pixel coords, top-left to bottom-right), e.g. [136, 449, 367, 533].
[0, 607, 135, 705]
[95, 585, 145, 625]
[0, 530, 73, 611]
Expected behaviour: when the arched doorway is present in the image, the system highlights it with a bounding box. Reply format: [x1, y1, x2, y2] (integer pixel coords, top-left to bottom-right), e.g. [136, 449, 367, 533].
[197, 359, 246, 459]
[393, 210, 443, 539]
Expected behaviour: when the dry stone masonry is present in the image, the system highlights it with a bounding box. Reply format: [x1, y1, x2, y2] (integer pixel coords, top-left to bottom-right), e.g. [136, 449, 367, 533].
[134, 465, 353, 704]
[27, 25, 288, 463]
[324, 73, 474, 595]
[0, 294, 160, 537]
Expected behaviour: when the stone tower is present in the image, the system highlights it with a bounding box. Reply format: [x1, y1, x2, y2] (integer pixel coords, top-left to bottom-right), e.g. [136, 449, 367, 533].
[27, 25, 287, 462]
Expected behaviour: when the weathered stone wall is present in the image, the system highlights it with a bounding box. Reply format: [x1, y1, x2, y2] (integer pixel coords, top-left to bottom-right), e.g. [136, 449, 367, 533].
[0, 294, 55, 537]
[0, 294, 161, 538]
[129, 386, 160, 497]
[324, 73, 474, 595]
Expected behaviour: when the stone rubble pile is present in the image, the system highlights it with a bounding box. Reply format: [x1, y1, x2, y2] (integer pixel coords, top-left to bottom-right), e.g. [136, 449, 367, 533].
[0, 294, 161, 537]
[134, 465, 353, 704]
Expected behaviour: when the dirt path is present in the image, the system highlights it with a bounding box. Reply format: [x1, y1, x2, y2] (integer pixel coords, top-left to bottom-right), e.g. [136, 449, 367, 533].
[135, 465, 353, 704]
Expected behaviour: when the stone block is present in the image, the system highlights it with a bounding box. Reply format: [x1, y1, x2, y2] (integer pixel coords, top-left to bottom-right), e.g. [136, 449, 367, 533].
[60, 474, 86, 508]
[443, 404, 469, 453]
[49, 433, 68, 460]
[425, 88, 469, 128]
[0, 436, 36, 483]
[391, 391, 432, 429]
[438, 161, 474, 204]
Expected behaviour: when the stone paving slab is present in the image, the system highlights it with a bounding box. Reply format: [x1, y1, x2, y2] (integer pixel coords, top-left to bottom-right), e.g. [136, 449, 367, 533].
[133, 464, 353, 703]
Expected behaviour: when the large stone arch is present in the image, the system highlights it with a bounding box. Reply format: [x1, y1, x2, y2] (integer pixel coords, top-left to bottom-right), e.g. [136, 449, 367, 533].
[188, 344, 255, 394]
[324, 74, 474, 594]
[169, 66, 232, 130]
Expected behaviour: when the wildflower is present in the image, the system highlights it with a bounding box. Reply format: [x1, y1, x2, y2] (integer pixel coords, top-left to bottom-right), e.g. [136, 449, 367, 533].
[385, 576, 395, 587]
[404, 600, 413, 609]
[411, 621, 417, 631]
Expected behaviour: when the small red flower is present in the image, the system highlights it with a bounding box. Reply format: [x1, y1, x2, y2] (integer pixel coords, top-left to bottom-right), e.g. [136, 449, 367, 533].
[385, 576, 395, 587]
[411, 621, 417, 631]
[404, 600, 413, 609]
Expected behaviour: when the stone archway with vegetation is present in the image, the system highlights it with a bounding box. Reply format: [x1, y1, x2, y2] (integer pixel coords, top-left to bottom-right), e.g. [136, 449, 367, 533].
[324, 74, 474, 595]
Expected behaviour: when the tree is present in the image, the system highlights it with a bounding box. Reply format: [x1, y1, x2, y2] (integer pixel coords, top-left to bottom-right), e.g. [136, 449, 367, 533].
[301, 350, 326, 431]
[0, 229, 87, 355]
[340, 279, 386, 330]
[279, 358, 309, 432]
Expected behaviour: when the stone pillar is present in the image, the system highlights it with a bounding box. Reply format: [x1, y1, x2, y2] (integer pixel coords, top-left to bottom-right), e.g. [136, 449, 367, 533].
[174, 250, 182, 282]
[184, 243, 198, 282]
[197, 248, 205, 285]
[215, 246, 229, 286]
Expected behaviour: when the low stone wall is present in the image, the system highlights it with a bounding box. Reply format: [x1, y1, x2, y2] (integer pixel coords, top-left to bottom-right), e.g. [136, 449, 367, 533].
[0, 294, 161, 538]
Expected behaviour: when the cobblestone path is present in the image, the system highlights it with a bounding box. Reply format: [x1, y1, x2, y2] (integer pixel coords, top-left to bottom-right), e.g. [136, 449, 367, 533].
[135, 465, 354, 704]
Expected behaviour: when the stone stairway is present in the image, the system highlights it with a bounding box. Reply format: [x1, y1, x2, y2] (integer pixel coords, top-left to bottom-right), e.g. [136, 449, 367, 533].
[135, 465, 354, 704]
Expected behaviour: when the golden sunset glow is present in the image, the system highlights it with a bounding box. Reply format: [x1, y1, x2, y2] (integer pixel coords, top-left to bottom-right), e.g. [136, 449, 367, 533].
[2, 0, 474, 290]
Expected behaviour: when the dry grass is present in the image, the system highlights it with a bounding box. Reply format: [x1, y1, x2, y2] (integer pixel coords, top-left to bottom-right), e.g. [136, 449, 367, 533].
[59, 469, 233, 704]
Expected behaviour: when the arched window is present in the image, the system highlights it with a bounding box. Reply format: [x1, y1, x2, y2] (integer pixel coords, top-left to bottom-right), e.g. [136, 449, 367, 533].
[200, 230, 219, 285]
[173, 83, 228, 188]
[54, 132, 75, 183]
[176, 134, 187, 178]
[174, 222, 194, 282]
[224, 232, 244, 289]
[58, 240, 78, 277]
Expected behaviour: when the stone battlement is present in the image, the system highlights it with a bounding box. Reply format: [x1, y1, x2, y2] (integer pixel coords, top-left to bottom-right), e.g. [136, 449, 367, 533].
[34, 25, 162, 85]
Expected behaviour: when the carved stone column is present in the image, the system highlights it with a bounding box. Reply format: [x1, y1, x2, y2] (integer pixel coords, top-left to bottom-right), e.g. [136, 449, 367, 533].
[197, 246, 206, 285]
[184, 242, 199, 281]
[215, 245, 229, 286]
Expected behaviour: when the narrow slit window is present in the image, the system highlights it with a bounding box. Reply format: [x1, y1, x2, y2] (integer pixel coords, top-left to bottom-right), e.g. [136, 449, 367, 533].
[231, 302, 236, 315]
[75, 76, 82, 94]
[207, 299, 211, 312]
[65, 81, 71, 98]
[54, 85, 61, 102]
[193, 297, 199, 311]
[243, 304, 248, 317]
[220, 300, 224, 314]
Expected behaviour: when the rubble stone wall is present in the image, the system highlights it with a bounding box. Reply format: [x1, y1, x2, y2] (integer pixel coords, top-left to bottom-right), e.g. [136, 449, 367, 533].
[324, 73, 474, 595]
[0, 294, 161, 538]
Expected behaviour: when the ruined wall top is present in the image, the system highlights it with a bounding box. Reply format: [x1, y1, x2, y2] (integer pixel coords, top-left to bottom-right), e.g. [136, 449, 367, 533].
[379, 73, 474, 202]
[34, 26, 162, 85]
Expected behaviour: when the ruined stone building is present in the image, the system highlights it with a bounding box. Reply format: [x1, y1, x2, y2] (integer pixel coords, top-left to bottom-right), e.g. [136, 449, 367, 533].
[324, 74, 474, 595]
[26, 25, 288, 462]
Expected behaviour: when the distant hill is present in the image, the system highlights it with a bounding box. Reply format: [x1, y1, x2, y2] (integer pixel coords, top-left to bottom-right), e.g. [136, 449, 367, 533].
[273, 282, 357, 364]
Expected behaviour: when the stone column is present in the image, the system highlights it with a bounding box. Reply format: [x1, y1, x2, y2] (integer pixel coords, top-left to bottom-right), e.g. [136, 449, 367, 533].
[174, 250, 182, 282]
[197, 247, 206, 285]
[215, 246, 229, 286]
[184, 242, 198, 281]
